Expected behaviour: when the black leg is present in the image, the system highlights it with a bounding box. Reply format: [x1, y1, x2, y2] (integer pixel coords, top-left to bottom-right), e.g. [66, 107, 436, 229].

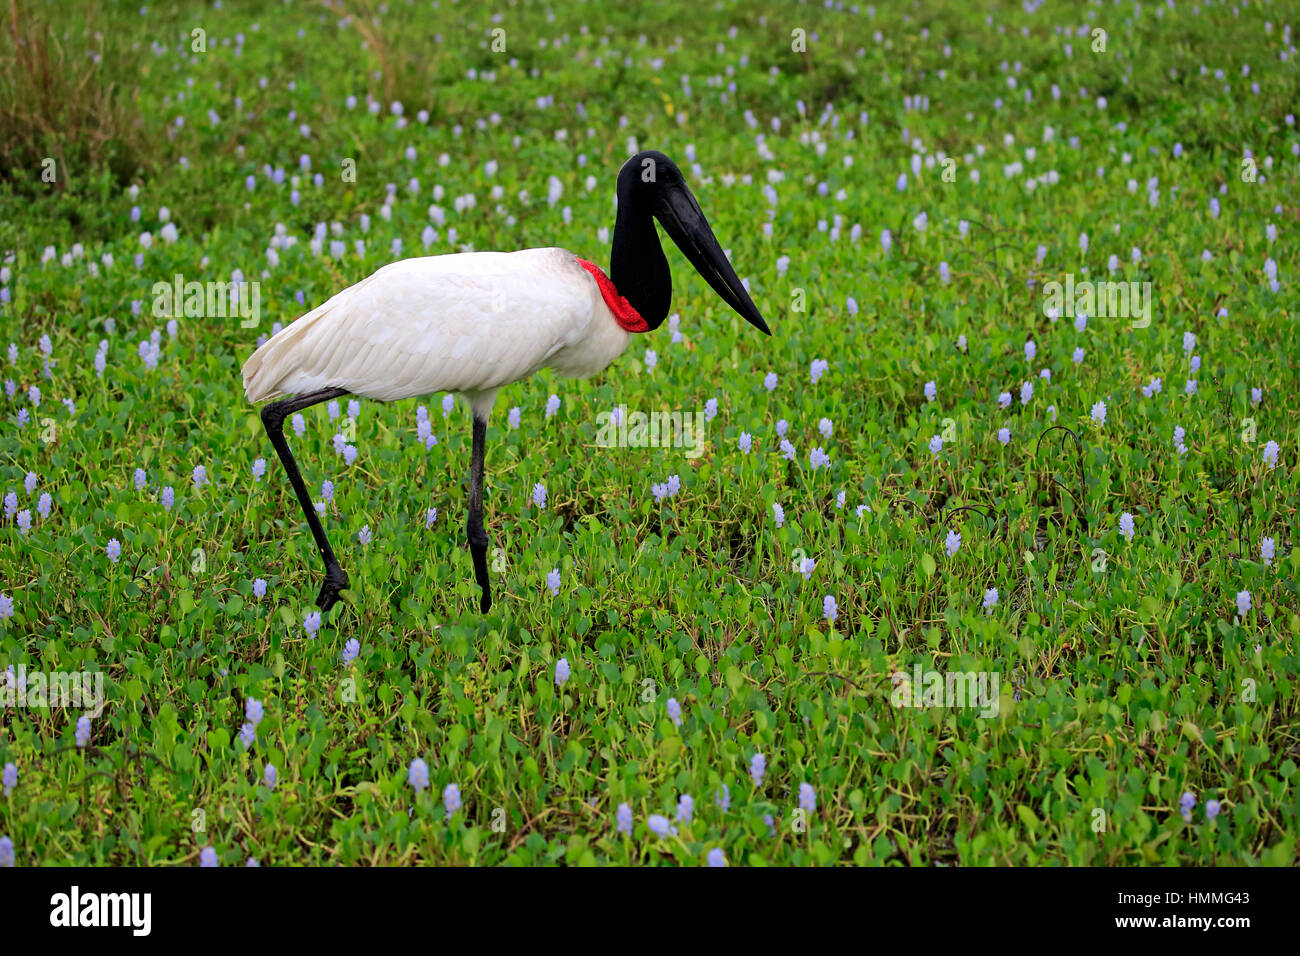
[466, 413, 492, 612]
[260, 387, 352, 613]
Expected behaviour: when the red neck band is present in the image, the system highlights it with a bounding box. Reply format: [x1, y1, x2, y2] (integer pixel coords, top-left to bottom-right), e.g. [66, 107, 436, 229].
[575, 258, 650, 333]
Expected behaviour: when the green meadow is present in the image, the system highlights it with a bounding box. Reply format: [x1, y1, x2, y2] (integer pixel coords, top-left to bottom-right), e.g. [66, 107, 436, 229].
[0, 0, 1296, 865]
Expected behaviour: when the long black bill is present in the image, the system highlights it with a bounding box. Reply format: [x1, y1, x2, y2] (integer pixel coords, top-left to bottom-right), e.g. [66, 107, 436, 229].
[654, 181, 771, 335]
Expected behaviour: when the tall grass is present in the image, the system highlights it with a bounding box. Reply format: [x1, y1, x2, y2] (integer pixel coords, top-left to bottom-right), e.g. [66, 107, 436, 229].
[0, 0, 147, 194]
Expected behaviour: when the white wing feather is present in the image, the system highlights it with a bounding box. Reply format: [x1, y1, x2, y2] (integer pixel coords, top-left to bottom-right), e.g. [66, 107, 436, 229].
[242, 248, 609, 404]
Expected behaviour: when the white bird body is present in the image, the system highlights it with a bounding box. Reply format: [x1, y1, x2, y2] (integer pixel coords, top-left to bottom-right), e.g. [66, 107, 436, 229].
[242, 247, 631, 416]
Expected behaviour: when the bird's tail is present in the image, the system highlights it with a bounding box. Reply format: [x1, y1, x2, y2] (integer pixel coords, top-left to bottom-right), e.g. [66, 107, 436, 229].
[241, 332, 292, 403]
[240, 295, 342, 402]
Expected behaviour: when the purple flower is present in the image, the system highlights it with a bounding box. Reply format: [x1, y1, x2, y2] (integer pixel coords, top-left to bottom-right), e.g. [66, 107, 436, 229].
[0, 836, 11, 867]
[749, 752, 766, 786]
[823, 594, 838, 622]
[983, 588, 999, 612]
[546, 568, 561, 596]
[810, 447, 830, 470]
[764, 372, 777, 391]
[357, 524, 371, 545]
[409, 757, 429, 792]
[998, 428, 1010, 446]
[1262, 536, 1275, 567]
[162, 486, 175, 511]
[508, 406, 521, 430]
[810, 359, 828, 383]
[304, 610, 321, 638]
[253, 578, 267, 598]
[715, 784, 730, 811]
[666, 698, 682, 727]
[192, 465, 208, 488]
[1091, 401, 1107, 425]
[200, 846, 219, 867]
[647, 814, 675, 837]
[0, 593, 12, 620]
[342, 638, 360, 665]
[1262, 440, 1279, 469]
[264, 763, 277, 788]
[707, 847, 726, 866]
[1119, 512, 1135, 541]
[2, 762, 16, 796]
[425, 507, 437, 528]
[1236, 590, 1251, 616]
[929, 435, 943, 456]
[1180, 791, 1195, 822]
[772, 503, 785, 527]
[945, 529, 961, 557]
[555, 657, 570, 686]
[924, 381, 936, 402]
[252, 458, 266, 480]
[616, 802, 633, 835]
[134, 468, 147, 491]
[106, 538, 121, 564]
[676, 794, 694, 823]
[798, 782, 816, 813]
[75, 715, 90, 748]
[738, 432, 752, 454]
[443, 783, 462, 819]
[23, 472, 36, 495]
[545, 394, 560, 419]
[1205, 800, 1221, 821]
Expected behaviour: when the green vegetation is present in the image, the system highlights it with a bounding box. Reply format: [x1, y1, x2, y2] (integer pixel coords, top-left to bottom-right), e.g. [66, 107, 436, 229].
[0, 0, 1296, 865]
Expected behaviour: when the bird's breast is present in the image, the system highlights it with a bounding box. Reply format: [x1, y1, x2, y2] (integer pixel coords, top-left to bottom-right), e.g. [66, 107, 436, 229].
[546, 287, 633, 379]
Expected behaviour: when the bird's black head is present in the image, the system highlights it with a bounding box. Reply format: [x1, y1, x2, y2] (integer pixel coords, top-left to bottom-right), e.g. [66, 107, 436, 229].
[610, 150, 770, 335]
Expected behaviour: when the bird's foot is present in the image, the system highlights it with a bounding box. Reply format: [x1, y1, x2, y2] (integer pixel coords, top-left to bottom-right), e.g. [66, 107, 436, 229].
[316, 566, 350, 613]
[479, 587, 492, 613]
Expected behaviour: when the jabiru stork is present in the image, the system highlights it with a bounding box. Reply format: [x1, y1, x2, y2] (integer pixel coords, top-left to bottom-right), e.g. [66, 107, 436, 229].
[242, 150, 769, 614]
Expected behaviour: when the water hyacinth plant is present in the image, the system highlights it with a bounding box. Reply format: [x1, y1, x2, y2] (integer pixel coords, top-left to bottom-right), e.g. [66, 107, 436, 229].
[0, 0, 1294, 876]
